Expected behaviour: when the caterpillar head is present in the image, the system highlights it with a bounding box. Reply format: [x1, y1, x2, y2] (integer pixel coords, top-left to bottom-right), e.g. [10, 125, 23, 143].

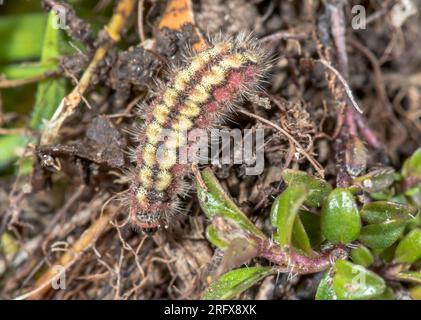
[130, 210, 162, 235]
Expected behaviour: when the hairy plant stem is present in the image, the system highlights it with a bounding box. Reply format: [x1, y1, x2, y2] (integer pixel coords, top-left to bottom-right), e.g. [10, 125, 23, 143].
[256, 238, 347, 275]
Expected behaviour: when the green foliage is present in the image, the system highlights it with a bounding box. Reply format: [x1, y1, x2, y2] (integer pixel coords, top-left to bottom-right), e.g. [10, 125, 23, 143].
[0, 11, 67, 170]
[332, 260, 386, 300]
[394, 271, 421, 284]
[371, 287, 396, 300]
[206, 225, 229, 249]
[291, 216, 316, 256]
[350, 245, 374, 267]
[321, 188, 361, 244]
[31, 10, 67, 131]
[394, 229, 421, 263]
[359, 219, 407, 249]
[198, 145, 421, 300]
[402, 148, 421, 179]
[315, 271, 337, 300]
[402, 148, 421, 207]
[270, 185, 308, 247]
[353, 167, 395, 193]
[0, 62, 51, 80]
[197, 168, 265, 238]
[0, 135, 28, 169]
[202, 267, 273, 300]
[281, 169, 332, 207]
[360, 201, 418, 224]
[298, 210, 323, 248]
[0, 13, 47, 62]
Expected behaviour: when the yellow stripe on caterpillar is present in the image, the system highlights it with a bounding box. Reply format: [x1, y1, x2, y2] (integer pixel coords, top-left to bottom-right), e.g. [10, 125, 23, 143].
[172, 115, 193, 131]
[153, 104, 171, 124]
[156, 170, 172, 191]
[180, 100, 201, 118]
[138, 166, 153, 188]
[143, 143, 157, 167]
[163, 88, 178, 107]
[172, 42, 232, 93]
[219, 53, 246, 70]
[136, 187, 148, 205]
[190, 85, 209, 104]
[201, 67, 226, 91]
[157, 145, 177, 170]
[146, 121, 163, 145]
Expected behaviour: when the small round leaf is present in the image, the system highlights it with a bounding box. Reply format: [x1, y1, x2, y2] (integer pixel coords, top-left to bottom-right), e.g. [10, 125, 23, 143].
[350, 245, 374, 267]
[359, 219, 407, 249]
[333, 260, 386, 300]
[321, 188, 361, 244]
[394, 229, 421, 263]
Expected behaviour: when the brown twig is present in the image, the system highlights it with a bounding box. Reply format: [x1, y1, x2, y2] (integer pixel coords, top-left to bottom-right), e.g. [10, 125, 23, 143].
[259, 30, 310, 43]
[20, 206, 118, 300]
[0, 71, 58, 89]
[317, 59, 363, 114]
[239, 109, 325, 178]
[137, 0, 146, 43]
[0, 128, 29, 136]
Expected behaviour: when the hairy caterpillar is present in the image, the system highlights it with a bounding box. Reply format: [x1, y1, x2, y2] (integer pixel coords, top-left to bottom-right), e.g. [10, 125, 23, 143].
[127, 34, 270, 234]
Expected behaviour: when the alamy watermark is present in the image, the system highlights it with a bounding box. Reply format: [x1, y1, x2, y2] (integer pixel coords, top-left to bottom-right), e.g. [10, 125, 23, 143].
[351, 5, 367, 30]
[155, 128, 265, 175]
[51, 4, 68, 30]
[51, 265, 66, 290]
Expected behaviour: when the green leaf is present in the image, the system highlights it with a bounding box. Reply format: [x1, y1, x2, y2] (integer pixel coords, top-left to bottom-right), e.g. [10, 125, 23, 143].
[333, 260, 386, 300]
[215, 238, 260, 277]
[377, 244, 397, 263]
[402, 149, 421, 207]
[350, 245, 374, 267]
[0, 13, 47, 62]
[402, 148, 421, 179]
[321, 188, 361, 244]
[281, 169, 332, 207]
[394, 271, 421, 284]
[315, 271, 337, 300]
[31, 11, 66, 131]
[359, 219, 407, 249]
[360, 201, 418, 224]
[206, 225, 229, 249]
[0, 62, 51, 80]
[0, 12, 66, 169]
[202, 266, 273, 300]
[31, 79, 66, 131]
[353, 167, 395, 193]
[197, 168, 265, 238]
[292, 216, 316, 256]
[299, 210, 323, 248]
[394, 229, 421, 263]
[369, 189, 395, 201]
[271, 185, 308, 247]
[409, 285, 421, 299]
[371, 287, 395, 300]
[0, 135, 28, 169]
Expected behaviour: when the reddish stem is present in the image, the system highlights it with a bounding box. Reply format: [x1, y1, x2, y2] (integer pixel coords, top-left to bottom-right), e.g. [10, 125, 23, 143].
[354, 113, 382, 150]
[257, 239, 347, 275]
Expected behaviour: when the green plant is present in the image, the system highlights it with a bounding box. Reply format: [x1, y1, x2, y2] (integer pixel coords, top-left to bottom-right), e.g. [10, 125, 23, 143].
[0, 10, 67, 171]
[198, 149, 421, 300]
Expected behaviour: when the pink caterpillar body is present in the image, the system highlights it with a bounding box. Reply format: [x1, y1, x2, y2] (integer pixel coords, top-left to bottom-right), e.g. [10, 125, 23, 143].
[128, 35, 269, 234]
